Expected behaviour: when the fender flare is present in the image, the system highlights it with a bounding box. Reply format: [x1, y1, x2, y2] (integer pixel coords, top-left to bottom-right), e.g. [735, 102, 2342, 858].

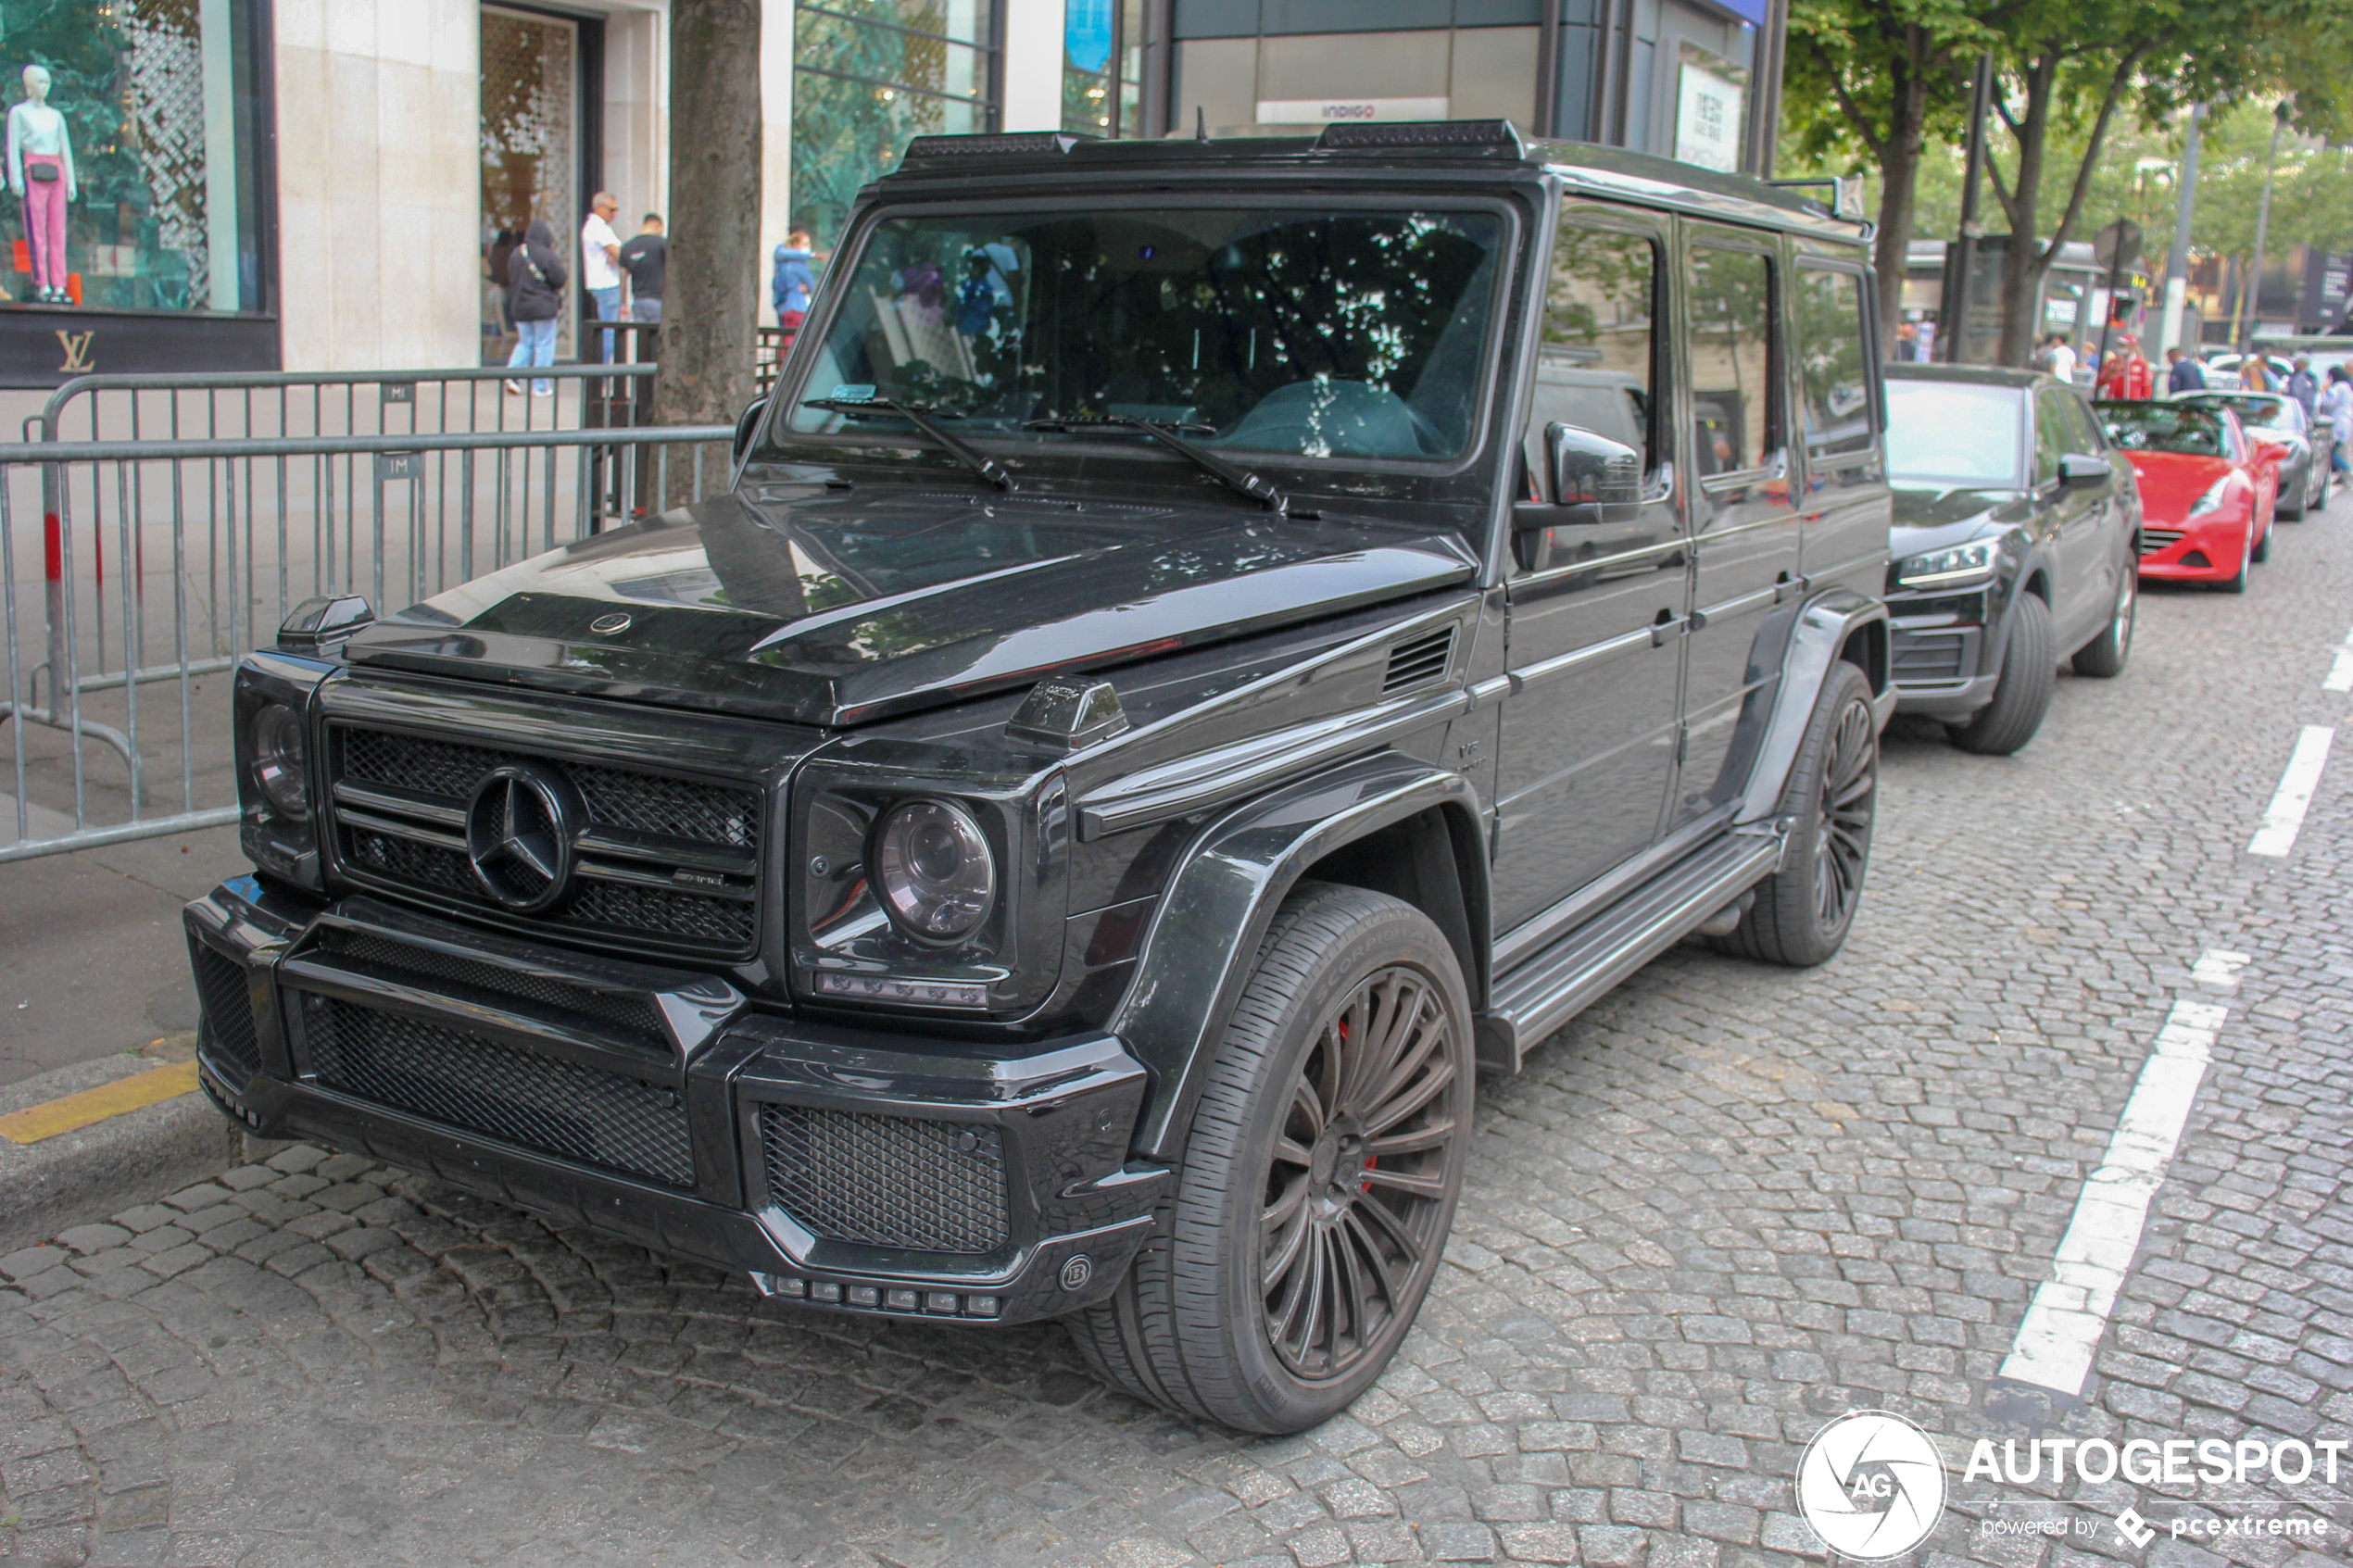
[1736, 588, 1889, 823]
[1109, 751, 1483, 1162]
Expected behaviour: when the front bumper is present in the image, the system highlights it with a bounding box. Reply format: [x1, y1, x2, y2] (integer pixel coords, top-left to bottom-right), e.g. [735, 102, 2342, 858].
[1886, 583, 2000, 721]
[184, 877, 1168, 1326]
[2136, 510, 2251, 582]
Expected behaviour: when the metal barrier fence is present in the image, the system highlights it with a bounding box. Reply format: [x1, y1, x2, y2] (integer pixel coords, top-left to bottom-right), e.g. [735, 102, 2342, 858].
[3, 420, 733, 864]
[32, 364, 657, 445]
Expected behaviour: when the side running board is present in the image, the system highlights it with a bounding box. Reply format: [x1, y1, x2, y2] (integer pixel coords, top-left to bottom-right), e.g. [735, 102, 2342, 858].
[1476, 832, 1784, 1073]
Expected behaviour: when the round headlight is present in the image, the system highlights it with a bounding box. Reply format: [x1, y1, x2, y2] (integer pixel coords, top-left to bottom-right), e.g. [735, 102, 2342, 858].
[251, 703, 309, 817]
[873, 799, 995, 941]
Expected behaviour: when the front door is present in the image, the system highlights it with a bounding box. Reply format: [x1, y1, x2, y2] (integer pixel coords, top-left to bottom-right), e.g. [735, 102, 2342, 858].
[1492, 207, 1686, 932]
[2045, 386, 2119, 643]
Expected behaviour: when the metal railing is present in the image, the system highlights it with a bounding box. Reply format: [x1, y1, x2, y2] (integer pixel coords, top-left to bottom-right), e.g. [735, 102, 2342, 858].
[4, 420, 734, 864]
[32, 363, 658, 445]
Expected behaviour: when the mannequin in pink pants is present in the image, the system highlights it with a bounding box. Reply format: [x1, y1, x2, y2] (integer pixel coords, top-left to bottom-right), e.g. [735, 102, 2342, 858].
[7, 65, 77, 304]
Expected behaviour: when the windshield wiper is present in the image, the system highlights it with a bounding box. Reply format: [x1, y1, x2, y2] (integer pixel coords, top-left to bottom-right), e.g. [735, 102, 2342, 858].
[802, 396, 1014, 491]
[1024, 414, 1287, 515]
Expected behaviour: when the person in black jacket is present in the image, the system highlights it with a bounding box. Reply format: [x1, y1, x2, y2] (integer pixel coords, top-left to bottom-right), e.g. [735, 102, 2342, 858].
[504, 219, 566, 396]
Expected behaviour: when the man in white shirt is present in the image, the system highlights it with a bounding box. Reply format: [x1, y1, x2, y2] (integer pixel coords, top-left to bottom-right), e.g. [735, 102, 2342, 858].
[2047, 338, 2077, 383]
[581, 192, 623, 362]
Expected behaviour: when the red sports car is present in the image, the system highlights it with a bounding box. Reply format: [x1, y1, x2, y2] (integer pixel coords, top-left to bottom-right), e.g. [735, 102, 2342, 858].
[2096, 399, 2280, 593]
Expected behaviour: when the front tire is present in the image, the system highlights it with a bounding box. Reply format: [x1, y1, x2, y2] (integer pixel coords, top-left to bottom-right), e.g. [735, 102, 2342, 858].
[1714, 660, 1877, 967]
[2070, 561, 2135, 677]
[1069, 884, 1473, 1434]
[1948, 593, 2056, 756]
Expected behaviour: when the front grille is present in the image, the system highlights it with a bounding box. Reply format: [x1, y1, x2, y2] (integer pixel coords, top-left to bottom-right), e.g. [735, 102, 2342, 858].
[301, 995, 695, 1189]
[761, 1104, 1011, 1255]
[2141, 527, 2184, 557]
[330, 725, 763, 960]
[1891, 629, 1969, 684]
[193, 943, 261, 1081]
[312, 928, 667, 1043]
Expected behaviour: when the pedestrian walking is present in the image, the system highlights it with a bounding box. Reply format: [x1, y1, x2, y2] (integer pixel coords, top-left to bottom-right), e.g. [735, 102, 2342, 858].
[581, 191, 623, 362]
[504, 219, 566, 397]
[2284, 352, 2320, 417]
[774, 228, 817, 345]
[2240, 355, 2275, 392]
[2322, 364, 2353, 477]
[619, 213, 665, 330]
[2165, 346, 2207, 393]
[2047, 335, 2078, 383]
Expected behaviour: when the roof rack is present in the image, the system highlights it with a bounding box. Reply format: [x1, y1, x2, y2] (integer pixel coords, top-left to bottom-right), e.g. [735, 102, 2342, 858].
[1313, 119, 1526, 156]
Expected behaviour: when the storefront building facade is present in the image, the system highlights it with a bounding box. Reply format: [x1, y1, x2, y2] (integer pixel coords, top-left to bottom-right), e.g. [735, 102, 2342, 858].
[0, 0, 1781, 384]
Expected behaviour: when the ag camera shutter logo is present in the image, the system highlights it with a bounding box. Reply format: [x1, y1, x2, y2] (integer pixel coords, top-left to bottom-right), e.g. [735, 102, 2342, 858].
[1795, 1411, 1948, 1559]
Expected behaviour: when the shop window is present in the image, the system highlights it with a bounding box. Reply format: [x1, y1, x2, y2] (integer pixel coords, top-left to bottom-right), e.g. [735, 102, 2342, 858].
[2, 0, 266, 314]
[793, 0, 1000, 251]
[1063, 0, 1146, 137]
[481, 6, 580, 359]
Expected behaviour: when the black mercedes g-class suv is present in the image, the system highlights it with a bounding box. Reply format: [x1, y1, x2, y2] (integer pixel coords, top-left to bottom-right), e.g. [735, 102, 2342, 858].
[188, 123, 1894, 1435]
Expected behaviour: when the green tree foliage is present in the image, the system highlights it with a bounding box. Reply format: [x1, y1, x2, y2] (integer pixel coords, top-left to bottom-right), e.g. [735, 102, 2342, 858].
[1781, 0, 1998, 350]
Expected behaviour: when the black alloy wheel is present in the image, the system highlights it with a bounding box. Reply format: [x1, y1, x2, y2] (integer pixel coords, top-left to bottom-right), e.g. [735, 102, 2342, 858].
[1713, 660, 1879, 967]
[1261, 962, 1458, 1382]
[1813, 693, 1877, 937]
[1070, 884, 1473, 1434]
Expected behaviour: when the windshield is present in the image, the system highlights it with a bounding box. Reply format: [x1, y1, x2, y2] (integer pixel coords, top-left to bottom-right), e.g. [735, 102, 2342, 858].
[2098, 403, 2228, 457]
[784, 206, 1506, 464]
[2182, 393, 2298, 432]
[1883, 381, 2021, 487]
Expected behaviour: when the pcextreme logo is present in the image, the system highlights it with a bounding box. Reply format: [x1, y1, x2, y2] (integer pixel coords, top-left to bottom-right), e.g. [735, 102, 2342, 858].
[1794, 1411, 1948, 1559]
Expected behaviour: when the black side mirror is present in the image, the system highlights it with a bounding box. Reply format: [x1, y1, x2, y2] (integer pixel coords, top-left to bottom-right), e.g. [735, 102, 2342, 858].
[2057, 452, 2111, 490]
[732, 396, 770, 467]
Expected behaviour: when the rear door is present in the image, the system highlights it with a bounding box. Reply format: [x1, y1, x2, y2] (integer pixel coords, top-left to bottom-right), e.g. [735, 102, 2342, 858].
[1668, 224, 1800, 834]
[1492, 205, 1686, 930]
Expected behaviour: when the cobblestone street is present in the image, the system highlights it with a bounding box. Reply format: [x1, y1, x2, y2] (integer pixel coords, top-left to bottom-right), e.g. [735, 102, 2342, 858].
[4, 495, 2351, 1568]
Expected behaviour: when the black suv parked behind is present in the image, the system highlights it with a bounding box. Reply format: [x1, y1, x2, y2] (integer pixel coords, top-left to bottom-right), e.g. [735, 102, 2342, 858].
[189, 125, 1894, 1434]
[1882, 365, 2141, 755]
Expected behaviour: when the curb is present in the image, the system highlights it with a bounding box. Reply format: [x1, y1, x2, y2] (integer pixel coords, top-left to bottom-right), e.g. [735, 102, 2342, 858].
[0, 1052, 282, 1254]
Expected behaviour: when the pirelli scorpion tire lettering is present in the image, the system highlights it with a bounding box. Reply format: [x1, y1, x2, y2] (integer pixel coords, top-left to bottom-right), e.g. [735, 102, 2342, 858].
[1070, 884, 1474, 1434]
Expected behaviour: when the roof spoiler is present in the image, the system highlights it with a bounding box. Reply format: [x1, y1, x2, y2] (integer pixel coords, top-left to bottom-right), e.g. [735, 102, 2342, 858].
[900, 132, 1101, 165]
[1313, 119, 1526, 157]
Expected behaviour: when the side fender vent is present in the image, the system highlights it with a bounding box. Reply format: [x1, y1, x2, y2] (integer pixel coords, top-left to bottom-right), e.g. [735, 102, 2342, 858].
[1382, 626, 1456, 696]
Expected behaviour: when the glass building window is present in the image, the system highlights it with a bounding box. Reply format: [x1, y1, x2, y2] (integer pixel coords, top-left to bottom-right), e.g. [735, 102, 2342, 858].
[1063, 0, 1143, 137]
[793, 0, 1000, 249]
[1, 0, 266, 314]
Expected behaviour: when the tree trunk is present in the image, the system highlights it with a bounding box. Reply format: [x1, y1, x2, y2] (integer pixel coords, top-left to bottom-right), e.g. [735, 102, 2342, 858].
[655, 0, 763, 508]
[1991, 56, 2057, 368]
[1871, 44, 1931, 357]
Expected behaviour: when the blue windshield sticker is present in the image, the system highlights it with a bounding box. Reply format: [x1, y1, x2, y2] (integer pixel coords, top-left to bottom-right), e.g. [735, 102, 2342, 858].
[831, 383, 876, 401]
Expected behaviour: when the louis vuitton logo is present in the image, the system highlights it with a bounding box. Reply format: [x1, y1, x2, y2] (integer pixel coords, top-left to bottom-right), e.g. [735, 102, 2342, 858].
[55, 329, 93, 373]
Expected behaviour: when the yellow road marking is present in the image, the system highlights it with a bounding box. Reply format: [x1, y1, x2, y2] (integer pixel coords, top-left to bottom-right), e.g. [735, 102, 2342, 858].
[0, 1060, 202, 1145]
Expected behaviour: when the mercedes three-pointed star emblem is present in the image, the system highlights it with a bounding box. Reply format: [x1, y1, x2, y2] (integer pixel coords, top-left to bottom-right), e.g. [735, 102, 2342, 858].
[464, 763, 580, 912]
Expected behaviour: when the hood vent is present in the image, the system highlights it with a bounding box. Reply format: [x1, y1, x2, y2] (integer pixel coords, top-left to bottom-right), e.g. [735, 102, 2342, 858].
[1382, 626, 1455, 695]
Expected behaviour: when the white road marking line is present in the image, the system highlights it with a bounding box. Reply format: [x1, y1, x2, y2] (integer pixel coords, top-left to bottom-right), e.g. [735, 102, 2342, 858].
[2249, 726, 2334, 857]
[2189, 950, 2249, 988]
[1999, 987, 2233, 1398]
[2325, 645, 2353, 694]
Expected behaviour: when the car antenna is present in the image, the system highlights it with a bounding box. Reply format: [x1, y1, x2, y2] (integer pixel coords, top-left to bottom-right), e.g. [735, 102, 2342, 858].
[1196, 106, 1208, 143]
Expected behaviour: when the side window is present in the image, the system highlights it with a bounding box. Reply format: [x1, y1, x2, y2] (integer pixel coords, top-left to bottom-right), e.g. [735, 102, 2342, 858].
[2060, 393, 2106, 455]
[1686, 244, 1779, 480]
[2033, 391, 2067, 483]
[1793, 265, 1873, 461]
[1529, 222, 1659, 498]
